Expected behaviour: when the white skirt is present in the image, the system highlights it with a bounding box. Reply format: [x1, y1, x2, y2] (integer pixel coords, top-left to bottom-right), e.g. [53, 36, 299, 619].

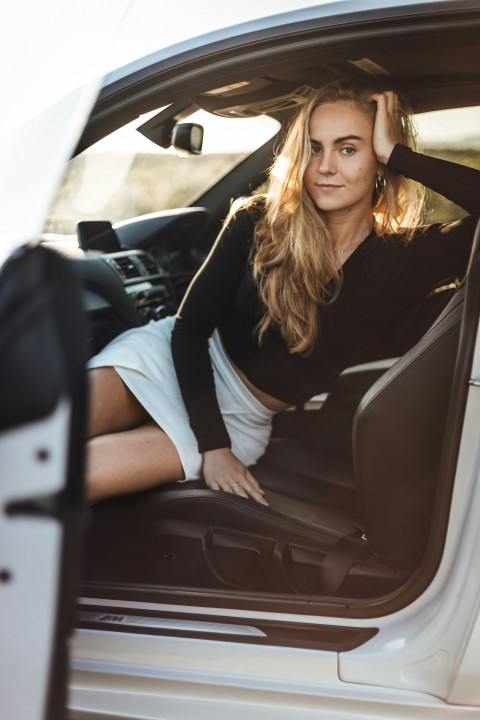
[87, 315, 274, 480]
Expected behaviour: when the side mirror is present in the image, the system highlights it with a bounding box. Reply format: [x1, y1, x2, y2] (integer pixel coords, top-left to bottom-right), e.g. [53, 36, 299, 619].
[171, 123, 203, 155]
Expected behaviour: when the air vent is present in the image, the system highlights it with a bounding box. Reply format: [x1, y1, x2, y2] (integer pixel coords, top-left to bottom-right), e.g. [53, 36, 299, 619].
[137, 254, 160, 277]
[110, 256, 141, 281]
[105, 251, 163, 285]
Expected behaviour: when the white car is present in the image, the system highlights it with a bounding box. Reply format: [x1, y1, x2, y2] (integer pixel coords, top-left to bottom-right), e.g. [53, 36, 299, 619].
[2, 1, 480, 719]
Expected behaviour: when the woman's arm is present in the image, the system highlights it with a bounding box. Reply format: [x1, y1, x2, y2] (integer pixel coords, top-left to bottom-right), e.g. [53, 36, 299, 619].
[372, 90, 480, 215]
[387, 144, 480, 216]
[171, 209, 250, 451]
[171, 204, 268, 503]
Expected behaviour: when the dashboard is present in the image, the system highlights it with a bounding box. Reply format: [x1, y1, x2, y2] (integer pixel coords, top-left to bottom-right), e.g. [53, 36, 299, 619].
[68, 207, 212, 357]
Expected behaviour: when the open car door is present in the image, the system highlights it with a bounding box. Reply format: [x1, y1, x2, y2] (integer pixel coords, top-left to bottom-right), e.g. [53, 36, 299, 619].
[0, 245, 87, 720]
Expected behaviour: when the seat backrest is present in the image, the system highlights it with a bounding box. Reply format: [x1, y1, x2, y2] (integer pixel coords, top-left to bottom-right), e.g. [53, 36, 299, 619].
[353, 284, 464, 569]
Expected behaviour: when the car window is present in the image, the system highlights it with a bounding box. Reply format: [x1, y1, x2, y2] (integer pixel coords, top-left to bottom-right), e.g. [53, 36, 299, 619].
[43, 109, 280, 238]
[416, 105, 480, 223]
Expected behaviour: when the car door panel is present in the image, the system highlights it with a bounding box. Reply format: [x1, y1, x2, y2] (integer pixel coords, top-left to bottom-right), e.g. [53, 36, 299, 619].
[0, 246, 87, 720]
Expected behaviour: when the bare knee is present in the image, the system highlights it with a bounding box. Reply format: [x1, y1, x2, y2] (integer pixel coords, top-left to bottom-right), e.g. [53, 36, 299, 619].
[85, 423, 185, 504]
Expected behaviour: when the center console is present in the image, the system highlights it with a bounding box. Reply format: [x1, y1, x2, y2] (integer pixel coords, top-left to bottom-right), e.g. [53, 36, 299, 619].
[103, 249, 177, 322]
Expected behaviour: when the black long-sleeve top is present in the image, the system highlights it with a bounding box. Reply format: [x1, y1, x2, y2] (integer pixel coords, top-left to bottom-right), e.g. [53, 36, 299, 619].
[171, 144, 480, 452]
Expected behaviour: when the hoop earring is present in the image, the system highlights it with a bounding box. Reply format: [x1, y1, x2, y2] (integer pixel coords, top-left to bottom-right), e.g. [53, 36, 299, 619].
[375, 175, 386, 195]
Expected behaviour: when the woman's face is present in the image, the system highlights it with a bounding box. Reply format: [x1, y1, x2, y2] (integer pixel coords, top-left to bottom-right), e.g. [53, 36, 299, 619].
[303, 100, 380, 221]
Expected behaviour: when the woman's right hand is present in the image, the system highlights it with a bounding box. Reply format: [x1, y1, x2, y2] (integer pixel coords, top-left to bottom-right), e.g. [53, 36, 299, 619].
[371, 91, 402, 166]
[202, 447, 269, 505]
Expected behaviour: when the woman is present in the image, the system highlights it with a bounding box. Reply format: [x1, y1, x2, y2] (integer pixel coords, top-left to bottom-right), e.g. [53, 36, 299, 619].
[86, 81, 480, 505]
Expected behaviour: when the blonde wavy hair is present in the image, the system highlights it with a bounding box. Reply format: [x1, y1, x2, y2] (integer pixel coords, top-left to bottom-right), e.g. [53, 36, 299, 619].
[240, 79, 424, 355]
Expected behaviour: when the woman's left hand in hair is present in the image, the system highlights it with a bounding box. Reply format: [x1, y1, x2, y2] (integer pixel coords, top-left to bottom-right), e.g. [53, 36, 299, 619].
[371, 91, 403, 165]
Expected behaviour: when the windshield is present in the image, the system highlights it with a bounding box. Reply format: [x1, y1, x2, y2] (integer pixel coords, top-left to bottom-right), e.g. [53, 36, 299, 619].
[44, 109, 280, 237]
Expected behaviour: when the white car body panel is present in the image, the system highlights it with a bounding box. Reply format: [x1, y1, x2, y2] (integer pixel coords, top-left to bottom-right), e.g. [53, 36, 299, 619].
[341, 379, 480, 701]
[1, 401, 70, 720]
[69, 632, 480, 719]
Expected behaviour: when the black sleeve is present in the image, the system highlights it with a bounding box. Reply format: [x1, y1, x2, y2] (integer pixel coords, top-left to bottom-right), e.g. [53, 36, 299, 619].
[171, 207, 255, 453]
[386, 144, 479, 309]
[387, 143, 480, 215]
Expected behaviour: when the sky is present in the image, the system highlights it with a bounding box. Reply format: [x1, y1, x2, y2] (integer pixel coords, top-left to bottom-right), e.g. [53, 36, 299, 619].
[416, 107, 480, 146]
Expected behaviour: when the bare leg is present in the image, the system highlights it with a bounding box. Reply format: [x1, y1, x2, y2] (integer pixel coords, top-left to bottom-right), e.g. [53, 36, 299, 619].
[85, 368, 185, 504]
[86, 420, 184, 504]
[87, 367, 151, 439]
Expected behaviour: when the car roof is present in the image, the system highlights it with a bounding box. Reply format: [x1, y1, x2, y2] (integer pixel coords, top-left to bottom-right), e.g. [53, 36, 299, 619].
[78, 0, 480, 152]
[104, 0, 443, 79]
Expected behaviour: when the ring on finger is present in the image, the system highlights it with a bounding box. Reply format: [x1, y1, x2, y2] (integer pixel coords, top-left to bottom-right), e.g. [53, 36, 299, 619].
[231, 483, 239, 491]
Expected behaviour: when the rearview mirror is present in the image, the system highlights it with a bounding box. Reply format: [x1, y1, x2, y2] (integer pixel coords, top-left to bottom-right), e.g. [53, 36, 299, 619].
[171, 123, 203, 155]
